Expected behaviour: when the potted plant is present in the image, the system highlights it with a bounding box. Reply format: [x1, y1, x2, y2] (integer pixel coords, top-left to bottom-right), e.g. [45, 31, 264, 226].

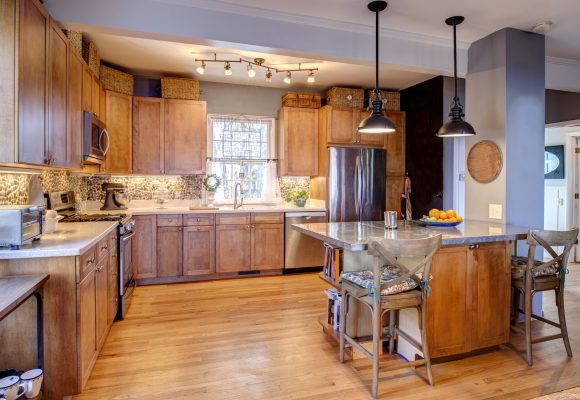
[202, 174, 221, 206]
[286, 188, 309, 207]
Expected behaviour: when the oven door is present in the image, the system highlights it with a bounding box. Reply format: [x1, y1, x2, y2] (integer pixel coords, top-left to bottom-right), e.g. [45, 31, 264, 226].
[83, 111, 109, 164]
[119, 230, 135, 294]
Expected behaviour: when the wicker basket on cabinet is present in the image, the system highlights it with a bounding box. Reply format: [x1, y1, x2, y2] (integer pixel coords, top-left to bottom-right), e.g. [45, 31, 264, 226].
[366, 90, 400, 111]
[82, 40, 100, 77]
[282, 92, 322, 109]
[64, 30, 83, 57]
[326, 87, 364, 108]
[161, 77, 200, 100]
[100, 65, 134, 96]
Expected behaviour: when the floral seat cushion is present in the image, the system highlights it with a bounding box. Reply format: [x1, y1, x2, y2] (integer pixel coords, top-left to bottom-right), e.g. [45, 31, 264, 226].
[511, 256, 559, 279]
[341, 265, 423, 296]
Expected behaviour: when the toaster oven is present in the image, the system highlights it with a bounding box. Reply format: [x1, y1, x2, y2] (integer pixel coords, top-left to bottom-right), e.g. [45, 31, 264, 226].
[0, 205, 45, 249]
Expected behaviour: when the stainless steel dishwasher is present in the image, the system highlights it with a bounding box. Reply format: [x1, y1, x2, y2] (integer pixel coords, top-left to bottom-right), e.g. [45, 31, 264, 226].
[284, 211, 327, 270]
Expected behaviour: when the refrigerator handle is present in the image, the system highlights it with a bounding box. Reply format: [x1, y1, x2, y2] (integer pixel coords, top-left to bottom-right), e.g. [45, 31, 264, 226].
[355, 155, 363, 221]
[354, 156, 360, 219]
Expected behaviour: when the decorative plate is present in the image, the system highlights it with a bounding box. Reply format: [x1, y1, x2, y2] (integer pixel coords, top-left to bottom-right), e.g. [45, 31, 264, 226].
[419, 218, 462, 227]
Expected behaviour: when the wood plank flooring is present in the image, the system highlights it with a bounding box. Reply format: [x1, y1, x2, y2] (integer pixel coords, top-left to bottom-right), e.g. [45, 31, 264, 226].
[74, 264, 580, 399]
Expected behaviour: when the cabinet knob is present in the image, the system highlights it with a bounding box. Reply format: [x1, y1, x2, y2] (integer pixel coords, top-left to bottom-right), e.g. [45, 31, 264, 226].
[178, 227, 182, 231]
[468, 244, 480, 250]
[196, 218, 200, 222]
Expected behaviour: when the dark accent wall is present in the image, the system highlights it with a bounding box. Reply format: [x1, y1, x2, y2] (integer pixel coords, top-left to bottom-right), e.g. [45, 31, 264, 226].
[400, 76, 444, 218]
[546, 89, 580, 124]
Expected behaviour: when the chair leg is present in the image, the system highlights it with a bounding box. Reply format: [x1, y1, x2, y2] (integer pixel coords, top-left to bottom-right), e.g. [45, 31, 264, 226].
[511, 287, 519, 326]
[339, 291, 348, 363]
[389, 309, 396, 355]
[419, 304, 434, 386]
[524, 288, 533, 366]
[556, 288, 573, 358]
[371, 304, 382, 399]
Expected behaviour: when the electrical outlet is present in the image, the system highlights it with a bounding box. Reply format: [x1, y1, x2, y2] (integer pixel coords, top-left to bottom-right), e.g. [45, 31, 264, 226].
[489, 203, 502, 219]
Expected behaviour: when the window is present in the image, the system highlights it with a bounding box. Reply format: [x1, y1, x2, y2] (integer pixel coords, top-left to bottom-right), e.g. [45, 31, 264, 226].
[207, 114, 278, 203]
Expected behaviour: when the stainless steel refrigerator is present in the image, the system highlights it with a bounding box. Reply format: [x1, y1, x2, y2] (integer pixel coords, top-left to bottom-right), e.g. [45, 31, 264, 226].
[327, 147, 386, 222]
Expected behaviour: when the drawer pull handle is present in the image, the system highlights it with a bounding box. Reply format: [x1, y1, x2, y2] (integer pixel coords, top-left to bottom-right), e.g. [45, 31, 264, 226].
[469, 244, 480, 250]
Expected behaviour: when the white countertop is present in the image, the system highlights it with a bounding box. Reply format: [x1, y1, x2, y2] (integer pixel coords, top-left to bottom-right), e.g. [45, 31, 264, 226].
[0, 221, 118, 259]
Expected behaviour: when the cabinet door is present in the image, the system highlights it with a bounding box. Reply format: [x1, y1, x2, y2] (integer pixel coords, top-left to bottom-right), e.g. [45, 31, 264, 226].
[278, 107, 318, 176]
[385, 111, 405, 175]
[82, 64, 92, 112]
[471, 242, 511, 349]
[183, 225, 215, 276]
[164, 99, 206, 174]
[78, 269, 97, 388]
[104, 90, 133, 173]
[133, 97, 164, 174]
[327, 107, 356, 145]
[47, 19, 69, 167]
[95, 256, 109, 348]
[216, 225, 251, 273]
[92, 73, 100, 117]
[357, 109, 386, 148]
[386, 175, 404, 217]
[133, 215, 157, 279]
[157, 226, 183, 278]
[251, 224, 284, 270]
[108, 233, 118, 325]
[68, 48, 84, 169]
[99, 83, 106, 123]
[18, 0, 48, 165]
[426, 246, 471, 358]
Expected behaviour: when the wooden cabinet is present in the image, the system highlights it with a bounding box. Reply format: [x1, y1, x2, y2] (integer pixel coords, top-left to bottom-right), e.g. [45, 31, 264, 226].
[164, 99, 206, 174]
[132, 96, 164, 174]
[386, 175, 404, 217]
[426, 242, 511, 358]
[108, 232, 118, 325]
[95, 254, 109, 348]
[17, 0, 49, 165]
[133, 215, 157, 279]
[104, 90, 133, 173]
[82, 64, 92, 112]
[278, 107, 318, 176]
[157, 226, 183, 278]
[322, 106, 357, 145]
[216, 224, 252, 273]
[252, 223, 284, 270]
[183, 225, 215, 276]
[92, 73, 100, 117]
[385, 111, 406, 175]
[68, 48, 84, 169]
[78, 267, 97, 389]
[358, 109, 386, 148]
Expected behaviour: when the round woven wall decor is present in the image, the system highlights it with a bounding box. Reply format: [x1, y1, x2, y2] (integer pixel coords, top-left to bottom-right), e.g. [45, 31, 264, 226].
[467, 140, 503, 183]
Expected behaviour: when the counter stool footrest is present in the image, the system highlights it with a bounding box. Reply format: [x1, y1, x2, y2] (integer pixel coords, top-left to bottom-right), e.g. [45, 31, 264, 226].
[532, 333, 564, 345]
[530, 314, 561, 328]
[393, 327, 422, 351]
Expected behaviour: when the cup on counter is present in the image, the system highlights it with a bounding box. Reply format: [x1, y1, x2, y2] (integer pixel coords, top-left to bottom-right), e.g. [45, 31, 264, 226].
[0, 375, 23, 400]
[384, 211, 398, 230]
[19, 369, 43, 399]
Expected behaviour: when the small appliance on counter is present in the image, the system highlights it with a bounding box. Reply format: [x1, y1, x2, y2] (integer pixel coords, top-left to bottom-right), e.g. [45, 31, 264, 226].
[0, 205, 45, 249]
[101, 183, 130, 210]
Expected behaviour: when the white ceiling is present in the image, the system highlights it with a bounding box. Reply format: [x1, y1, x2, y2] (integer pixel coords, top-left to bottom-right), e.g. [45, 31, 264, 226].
[87, 32, 435, 90]
[165, 0, 580, 60]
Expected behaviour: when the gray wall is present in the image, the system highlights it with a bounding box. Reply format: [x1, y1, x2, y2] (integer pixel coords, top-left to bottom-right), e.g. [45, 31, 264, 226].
[546, 89, 580, 124]
[442, 76, 465, 209]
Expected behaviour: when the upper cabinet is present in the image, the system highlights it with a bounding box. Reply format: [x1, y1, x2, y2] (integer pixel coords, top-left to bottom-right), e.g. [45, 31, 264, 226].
[164, 99, 206, 175]
[132, 97, 165, 174]
[277, 107, 318, 177]
[384, 111, 406, 176]
[68, 49, 84, 170]
[319, 105, 386, 148]
[104, 90, 133, 174]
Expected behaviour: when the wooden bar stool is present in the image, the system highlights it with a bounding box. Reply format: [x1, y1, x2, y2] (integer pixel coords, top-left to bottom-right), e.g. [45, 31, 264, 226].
[510, 228, 578, 366]
[339, 235, 442, 398]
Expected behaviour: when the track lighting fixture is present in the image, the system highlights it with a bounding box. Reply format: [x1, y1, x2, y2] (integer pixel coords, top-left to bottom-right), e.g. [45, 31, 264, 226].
[307, 70, 315, 83]
[265, 69, 272, 82]
[283, 71, 292, 84]
[224, 62, 232, 76]
[196, 61, 206, 75]
[247, 64, 256, 78]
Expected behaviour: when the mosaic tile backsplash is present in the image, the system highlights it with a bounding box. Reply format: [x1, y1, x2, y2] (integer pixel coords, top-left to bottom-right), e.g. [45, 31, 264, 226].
[0, 170, 311, 205]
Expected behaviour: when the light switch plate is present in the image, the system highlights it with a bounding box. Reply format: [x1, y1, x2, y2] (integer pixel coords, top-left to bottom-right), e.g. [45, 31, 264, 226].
[489, 203, 502, 219]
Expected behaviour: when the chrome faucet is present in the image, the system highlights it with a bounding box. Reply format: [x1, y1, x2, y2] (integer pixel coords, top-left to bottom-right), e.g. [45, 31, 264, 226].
[233, 172, 245, 209]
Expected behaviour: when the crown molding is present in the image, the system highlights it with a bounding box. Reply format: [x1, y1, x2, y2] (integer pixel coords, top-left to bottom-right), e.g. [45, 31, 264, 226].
[154, 0, 470, 50]
[546, 56, 580, 68]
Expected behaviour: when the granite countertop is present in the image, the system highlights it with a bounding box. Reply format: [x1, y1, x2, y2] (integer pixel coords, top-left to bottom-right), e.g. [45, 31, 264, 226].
[0, 221, 118, 259]
[291, 220, 531, 251]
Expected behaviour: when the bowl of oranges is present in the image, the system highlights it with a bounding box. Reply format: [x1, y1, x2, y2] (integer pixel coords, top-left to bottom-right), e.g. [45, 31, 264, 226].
[420, 209, 463, 227]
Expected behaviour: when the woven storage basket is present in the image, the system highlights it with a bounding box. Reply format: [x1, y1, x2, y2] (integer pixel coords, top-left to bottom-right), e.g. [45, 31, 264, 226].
[282, 92, 321, 109]
[82, 40, 100, 77]
[366, 90, 401, 111]
[326, 87, 364, 108]
[100, 65, 134, 96]
[161, 77, 200, 100]
[64, 30, 82, 57]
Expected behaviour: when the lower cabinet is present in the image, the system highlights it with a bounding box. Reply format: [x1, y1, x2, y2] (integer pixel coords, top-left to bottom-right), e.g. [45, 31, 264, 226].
[215, 224, 252, 273]
[78, 268, 97, 389]
[108, 232, 118, 326]
[133, 215, 157, 279]
[252, 224, 284, 270]
[95, 255, 109, 349]
[157, 226, 183, 278]
[183, 225, 215, 276]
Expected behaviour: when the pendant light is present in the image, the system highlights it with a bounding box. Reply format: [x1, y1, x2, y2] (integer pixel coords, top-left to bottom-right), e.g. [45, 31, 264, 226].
[437, 16, 476, 138]
[358, 1, 396, 135]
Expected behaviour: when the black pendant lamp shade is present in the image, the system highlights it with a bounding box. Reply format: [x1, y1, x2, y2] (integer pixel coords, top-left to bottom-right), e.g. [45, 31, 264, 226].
[437, 16, 476, 138]
[358, 1, 396, 134]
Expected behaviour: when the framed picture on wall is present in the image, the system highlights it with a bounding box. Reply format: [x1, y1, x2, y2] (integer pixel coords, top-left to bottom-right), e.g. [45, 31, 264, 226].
[545, 145, 565, 179]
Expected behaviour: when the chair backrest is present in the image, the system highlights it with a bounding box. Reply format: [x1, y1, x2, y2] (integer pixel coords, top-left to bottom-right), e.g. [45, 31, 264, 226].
[369, 234, 442, 295]
[525, 228, 578, 280]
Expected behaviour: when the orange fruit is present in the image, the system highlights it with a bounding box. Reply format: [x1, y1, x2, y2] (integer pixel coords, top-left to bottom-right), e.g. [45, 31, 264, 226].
[447, 210, 456, 218]
[444, 218, 450, 222]
[428, 209, 440, 219]
[449, 217, 457, 222]
[439, 212, 448, 220]
[437, 218, 444, 222]
[457, 216, 463, 222]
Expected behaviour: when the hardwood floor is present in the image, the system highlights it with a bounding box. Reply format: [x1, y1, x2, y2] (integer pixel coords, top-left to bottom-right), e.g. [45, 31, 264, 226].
[74, 264, 580, 399]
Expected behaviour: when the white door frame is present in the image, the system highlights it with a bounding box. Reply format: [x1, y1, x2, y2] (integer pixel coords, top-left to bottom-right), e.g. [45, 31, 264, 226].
[452, 137, 466, 217]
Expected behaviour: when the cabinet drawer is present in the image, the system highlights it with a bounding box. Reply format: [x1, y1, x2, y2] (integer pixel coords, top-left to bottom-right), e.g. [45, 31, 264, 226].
[251, 212, 284, 224]
[184, 213, 215, 226]
[157, 215, 183, 226]
[79, 245, 97, 282]
[216, 213, 251, 225]
[97, 235, 110, 262]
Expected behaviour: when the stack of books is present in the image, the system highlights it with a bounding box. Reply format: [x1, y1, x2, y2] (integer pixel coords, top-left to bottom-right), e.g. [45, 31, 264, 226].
[324, 288, 342, 331]
[323, 243, 343, 285]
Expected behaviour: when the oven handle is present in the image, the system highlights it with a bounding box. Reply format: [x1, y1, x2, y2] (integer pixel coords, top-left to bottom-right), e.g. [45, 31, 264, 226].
[121, 231, 136, 242]
[99, 128, 111, 155]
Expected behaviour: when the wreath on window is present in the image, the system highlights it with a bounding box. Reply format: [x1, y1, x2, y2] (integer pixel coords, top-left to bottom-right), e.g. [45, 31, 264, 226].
[203, 174, 221, 192]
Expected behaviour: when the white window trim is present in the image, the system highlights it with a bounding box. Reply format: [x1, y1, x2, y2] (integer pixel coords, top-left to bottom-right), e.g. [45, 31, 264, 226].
[206, 113, 277, 160]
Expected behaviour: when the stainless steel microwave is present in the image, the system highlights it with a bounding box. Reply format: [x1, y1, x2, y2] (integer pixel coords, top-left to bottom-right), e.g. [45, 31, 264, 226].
[83, 111, 109, 164]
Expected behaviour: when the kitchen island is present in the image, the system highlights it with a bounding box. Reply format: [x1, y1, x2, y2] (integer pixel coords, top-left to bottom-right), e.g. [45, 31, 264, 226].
[292, 220, 531, 360]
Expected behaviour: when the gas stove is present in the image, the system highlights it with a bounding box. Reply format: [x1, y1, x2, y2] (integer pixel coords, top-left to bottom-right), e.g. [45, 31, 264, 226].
[60, 213, 128, 223]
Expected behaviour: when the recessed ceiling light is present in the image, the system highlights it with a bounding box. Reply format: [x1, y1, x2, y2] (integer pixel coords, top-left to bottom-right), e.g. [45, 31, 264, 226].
[531, 21, 553, 34]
